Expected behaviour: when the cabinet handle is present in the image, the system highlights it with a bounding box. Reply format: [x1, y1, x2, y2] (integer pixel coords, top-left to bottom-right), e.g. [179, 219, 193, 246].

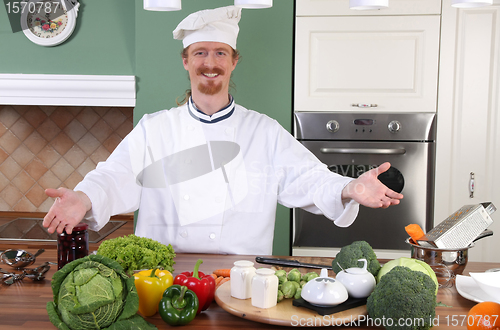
[469, 172, 475, 198]
[351, 103, 378, 108]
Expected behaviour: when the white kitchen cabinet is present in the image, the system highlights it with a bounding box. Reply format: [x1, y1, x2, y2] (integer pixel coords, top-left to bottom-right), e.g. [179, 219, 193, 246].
[434, 0, 500, 262]
[297, 0, 441, 16]
[295, 15, 441, 112]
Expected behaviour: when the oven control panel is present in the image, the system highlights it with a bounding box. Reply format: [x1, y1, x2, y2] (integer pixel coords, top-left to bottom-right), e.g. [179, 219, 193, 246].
[295, 112, 436, 141]
[328, 118, 401, 134]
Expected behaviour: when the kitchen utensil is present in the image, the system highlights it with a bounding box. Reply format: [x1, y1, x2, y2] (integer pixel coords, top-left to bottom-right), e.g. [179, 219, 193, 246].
[407, 238, 470, 287]
[406, 228, 494, 287]
[1, 271, 25, 285]
[417, 202, 495, 249]
[0, 261, 51, 284]
[473, 229, 494, 242]
[335, 259, 376, 299]
[301, 268, 348, 307]
[255, 256, 332, 270]
[22, 262, 52, 281]
[0, 248, 44, 269]
[469, 272, 500, 302]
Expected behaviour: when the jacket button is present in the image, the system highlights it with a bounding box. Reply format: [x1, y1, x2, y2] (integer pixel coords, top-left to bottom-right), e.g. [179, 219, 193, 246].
[209, 233, 216, 240]
[183, 194, 190, 200]
[180, 231, 188, 238]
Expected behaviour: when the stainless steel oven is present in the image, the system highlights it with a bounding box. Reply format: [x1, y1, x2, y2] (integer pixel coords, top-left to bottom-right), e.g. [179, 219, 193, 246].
[293, 112, 436, 250]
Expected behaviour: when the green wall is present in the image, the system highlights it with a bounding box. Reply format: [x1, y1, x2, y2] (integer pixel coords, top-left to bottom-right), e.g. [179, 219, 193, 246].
[0, 0, 294, 255]
[0, 0, 135, 74]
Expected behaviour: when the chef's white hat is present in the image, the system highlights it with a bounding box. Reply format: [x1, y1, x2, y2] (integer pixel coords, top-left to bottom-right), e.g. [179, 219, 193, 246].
[173, 6, 242, 49]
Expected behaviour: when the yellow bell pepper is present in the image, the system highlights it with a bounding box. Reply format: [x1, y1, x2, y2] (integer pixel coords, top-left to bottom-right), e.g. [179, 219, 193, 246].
[134, 267, 174, 316]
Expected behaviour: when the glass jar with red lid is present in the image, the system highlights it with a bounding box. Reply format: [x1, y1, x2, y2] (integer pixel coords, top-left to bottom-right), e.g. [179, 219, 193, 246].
[57, 223, 89, 269]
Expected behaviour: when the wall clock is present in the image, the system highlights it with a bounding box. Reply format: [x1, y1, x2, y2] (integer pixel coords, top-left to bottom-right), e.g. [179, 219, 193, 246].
[20, 0, 80, 46]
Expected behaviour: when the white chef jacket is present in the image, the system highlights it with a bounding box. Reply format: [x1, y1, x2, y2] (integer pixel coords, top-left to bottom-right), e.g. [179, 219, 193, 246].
[75, 97, 359, 255]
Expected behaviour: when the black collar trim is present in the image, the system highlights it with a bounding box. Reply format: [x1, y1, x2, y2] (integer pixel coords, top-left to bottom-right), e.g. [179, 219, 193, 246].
[187, 96, 235, 124]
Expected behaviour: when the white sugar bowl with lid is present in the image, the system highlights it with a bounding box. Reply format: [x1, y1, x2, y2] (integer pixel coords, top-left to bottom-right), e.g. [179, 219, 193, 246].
[335, 258, 376, 298]
[301, 268, 349, 306]
[230, 260, 256, 299]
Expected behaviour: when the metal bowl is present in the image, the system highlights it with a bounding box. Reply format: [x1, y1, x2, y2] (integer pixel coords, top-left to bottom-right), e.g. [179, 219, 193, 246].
[406, 238, 472, 287]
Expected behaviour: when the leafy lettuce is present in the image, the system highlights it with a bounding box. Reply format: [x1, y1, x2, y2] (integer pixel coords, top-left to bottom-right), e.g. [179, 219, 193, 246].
[97, 234, 175, 276]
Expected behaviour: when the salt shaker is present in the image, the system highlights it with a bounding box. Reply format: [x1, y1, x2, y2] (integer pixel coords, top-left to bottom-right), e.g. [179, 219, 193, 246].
[230, 260, 256, 299]
[251, 268, 278, 309]
[57, 223, 89, 269]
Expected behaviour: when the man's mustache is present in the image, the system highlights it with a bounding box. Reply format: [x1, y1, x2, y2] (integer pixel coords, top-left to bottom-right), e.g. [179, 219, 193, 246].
[196, 67, 225, 76]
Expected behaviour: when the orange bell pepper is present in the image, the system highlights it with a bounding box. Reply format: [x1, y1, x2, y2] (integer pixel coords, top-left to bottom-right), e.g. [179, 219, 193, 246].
[134, 267, 174, 317]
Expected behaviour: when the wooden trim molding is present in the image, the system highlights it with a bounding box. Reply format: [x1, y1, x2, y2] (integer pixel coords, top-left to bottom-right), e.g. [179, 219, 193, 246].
[0, 74, 136, 107]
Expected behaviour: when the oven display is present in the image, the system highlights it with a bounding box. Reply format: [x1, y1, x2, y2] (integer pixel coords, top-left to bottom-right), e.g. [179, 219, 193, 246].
[354, 119, 375, 126]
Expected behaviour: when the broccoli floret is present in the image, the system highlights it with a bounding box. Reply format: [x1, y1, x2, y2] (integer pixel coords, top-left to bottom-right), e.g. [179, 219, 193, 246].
[332, 241, 381, 277]
[367, 266, 437, 330]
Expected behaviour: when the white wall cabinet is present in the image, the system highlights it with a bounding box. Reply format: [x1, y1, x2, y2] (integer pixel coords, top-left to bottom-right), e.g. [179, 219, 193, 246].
[434, 0, 500, 262]
[297, 0, 441, 16]
[295, 15, 441, 112]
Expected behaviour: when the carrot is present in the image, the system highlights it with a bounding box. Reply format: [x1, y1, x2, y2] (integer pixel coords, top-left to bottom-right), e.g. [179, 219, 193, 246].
[210, 273, 217, 280]
[216, 277, 230, 289]
[405, 224, 425, 242]
[213, 269, 231, 278]
[215, 276, 224, 286]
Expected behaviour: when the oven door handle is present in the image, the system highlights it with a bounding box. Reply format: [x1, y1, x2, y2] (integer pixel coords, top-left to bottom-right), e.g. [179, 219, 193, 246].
[320, 147, 406, 155]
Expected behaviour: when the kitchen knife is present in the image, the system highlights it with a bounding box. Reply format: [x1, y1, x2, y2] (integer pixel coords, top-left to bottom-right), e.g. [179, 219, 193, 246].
[255, 257, 332, 270]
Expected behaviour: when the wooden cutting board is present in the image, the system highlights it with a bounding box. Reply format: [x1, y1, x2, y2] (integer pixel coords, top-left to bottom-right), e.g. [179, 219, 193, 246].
[214, 281, 367, 327]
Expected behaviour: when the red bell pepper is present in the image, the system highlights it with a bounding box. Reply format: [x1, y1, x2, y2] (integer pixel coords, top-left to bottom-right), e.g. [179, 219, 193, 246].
[173, 259, 216, 314]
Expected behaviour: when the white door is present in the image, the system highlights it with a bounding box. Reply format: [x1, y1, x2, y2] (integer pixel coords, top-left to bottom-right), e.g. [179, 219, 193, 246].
[295, 15, 441, 112]
[435, 0, 500, 262]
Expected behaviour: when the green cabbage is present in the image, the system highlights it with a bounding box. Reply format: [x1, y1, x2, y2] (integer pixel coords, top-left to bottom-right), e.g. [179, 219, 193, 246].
[46, 254, 157, 330]
[377, 257, 439, 294]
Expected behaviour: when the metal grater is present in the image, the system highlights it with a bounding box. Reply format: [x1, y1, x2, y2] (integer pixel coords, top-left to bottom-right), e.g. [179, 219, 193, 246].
[417, 202, 496, 249]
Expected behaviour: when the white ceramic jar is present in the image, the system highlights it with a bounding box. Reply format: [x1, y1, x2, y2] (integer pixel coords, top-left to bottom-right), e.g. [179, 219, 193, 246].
[230, 260, 256, 299]
[251, 268, 279, 309]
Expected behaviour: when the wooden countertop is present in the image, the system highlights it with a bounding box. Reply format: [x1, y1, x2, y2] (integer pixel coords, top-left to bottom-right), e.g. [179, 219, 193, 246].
[1, 215, 499, 329]
[1, 252, 499, 329]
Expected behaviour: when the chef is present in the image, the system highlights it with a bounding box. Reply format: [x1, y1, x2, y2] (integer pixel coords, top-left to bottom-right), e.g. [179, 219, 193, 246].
[42, 6, 403, 255]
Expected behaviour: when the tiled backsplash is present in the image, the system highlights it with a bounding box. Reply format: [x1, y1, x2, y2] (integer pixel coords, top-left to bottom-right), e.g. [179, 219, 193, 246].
[0, 105, 133, 212]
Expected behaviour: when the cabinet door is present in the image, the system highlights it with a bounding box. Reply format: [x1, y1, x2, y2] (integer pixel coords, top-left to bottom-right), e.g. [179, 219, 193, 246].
[435, 1, 500, 263]
[297, 0, 442, 16]
[295, 15, 440, 112]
